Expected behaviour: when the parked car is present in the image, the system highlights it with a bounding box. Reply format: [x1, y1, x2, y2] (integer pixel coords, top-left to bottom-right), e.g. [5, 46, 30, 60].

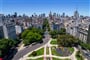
[85, 53, 90, 57]
[32, 42, 37, 46]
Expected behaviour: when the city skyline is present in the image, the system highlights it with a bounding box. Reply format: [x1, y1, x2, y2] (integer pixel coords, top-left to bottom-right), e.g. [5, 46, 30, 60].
[0, 0, 90, 16]
[0, 1, 90, 60]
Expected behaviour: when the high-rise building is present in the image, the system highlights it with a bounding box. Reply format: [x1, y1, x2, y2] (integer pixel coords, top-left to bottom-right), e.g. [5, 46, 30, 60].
[0, 26, 4, 38]
[15, 25, 23, 35]
[13, 12, 17, 18]
[49, 11, 53, 20]
[87, 25, 90, 43]
[3, 23, 17, 39]
[0, 14, 4, 25]
[62, 12, 65, 18]
[74, 10, 79, 20]
[0, 14, 4, 38]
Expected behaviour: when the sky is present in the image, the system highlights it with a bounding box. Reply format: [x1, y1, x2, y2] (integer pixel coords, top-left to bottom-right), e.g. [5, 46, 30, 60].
[0, 0, 90, 16]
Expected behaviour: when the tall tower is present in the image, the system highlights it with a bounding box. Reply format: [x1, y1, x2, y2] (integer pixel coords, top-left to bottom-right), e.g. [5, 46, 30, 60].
[13, 12, 17, 18]
[0, 14, 4, 38]
[87, 25, 90, 44]
[74, 10, 79, 20]
[62, 12, 65, 18]
[49, 11, 53, 20]
[0, 14, 4, 26]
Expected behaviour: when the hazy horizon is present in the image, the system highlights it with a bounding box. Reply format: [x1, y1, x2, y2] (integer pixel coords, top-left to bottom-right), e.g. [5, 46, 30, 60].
[0, 0, 90, 16]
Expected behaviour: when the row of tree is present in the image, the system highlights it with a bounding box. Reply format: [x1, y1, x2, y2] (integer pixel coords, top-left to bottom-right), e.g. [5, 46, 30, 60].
[42, 18, 50, 31]
[48, 23, 90, 50]
[50, 28, 66, 38]
[49, 27, 80, 47]
[79, 41, 90, 50]
[57, 34, 79, 47]
[56, 31, 90, 50]
[21, 28, 44, 46]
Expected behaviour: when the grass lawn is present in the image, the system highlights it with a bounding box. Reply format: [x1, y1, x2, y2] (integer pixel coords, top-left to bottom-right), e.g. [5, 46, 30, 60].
[51, 46, 61, 56]
[75, 51, 84, 60]
[68, 47, 74, 53]
[27, 57, 43, 60]
[53, 57, 70, 60]
[28, 48, 44, 57]
[46, 47, 49, 55]
[50, 39, 57, 44]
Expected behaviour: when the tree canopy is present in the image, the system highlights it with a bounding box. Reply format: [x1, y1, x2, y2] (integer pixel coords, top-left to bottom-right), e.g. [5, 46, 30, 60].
[0, 39, 16, 57]
[50, 28, 66, 38]
[21, 27, 43, 45]
[43, 18, 50, 31]
[57, 34, 79, 47]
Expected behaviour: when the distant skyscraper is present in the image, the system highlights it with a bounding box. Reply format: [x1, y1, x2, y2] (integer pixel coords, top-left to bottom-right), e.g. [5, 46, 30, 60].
[74, 10, 79, 20]
[3, 23, 17, 39]
[49, 11, 53, 20]
[0, 26, 4, 38]
[0, 14, 4, 38]
[87, 25, 90, 43]
[62, 12, 65, 18]
[13, 12, 17, 18]
[0, 14, 4, 25]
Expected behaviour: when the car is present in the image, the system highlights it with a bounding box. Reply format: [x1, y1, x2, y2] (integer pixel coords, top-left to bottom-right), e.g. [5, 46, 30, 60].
[26, 45, 29, 48]
[32, 42, 37, 46]
[83, 50, 87, 53]
[85, 53, 90, 57]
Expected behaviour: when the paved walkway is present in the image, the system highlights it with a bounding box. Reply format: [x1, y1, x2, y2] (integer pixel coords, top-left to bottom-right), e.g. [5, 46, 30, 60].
[48, 41, 52, 60]
[44, 45, 46, 60]
[20, 38, 79, 60]
[18, 44, 25, 51]
[70, 47, 78, 60]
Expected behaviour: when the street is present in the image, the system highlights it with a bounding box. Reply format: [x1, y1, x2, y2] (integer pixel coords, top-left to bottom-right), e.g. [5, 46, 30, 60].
[12, 31, 50, 60]
[78, 45, 90, 60]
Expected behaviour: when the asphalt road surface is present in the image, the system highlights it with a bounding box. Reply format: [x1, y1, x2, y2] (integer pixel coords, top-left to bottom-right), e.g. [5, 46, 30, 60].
[78, 45, 90, 60]
[81, 50, 90, 60]
[12, 33, 50, 60]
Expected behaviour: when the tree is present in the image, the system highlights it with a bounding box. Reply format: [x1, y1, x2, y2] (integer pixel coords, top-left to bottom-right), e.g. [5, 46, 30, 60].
[59, 28, 66, 35]
[30, 27, 44, 35]
[43, 18, 50, 31]
[57, 34, 78, 47]
[49, 30, 58, 38]
[0, 39, 15, 57]
[22, 28, 43, 46]
[31, 51, 37, 56]
[49, 28, 66, 38]
[21, 30, 30, 39]
[79, 41, 90, 50]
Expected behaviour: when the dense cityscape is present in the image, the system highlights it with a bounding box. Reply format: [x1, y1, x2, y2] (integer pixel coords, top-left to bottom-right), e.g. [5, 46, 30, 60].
[0, 10, 90, 60]
[0, 0, 90, 60]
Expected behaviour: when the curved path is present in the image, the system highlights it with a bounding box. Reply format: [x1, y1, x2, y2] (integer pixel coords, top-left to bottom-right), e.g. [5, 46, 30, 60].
[25, 39, 78, 60]
[12, 33, 50, 60]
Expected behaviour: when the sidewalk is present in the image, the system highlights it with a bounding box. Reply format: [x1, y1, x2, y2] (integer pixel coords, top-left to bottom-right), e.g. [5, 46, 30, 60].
[44, 45, 46, 60]
[70, 47, 78, 60]
[18, 44, 25, 51]
[19, 38, 79, 60]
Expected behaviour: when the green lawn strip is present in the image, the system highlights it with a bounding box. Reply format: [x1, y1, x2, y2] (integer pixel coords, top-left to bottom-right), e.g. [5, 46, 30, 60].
[75, 51, 84, 60]
[52, 39, 57, 40]
[68, 47, 74, 53]
[51, 46, 61, 56]
[28, 48, 44, 57]
[50, 39, 57, 44]
[53, 57, 70, 60]
[46, 47, 49, 55]
[27, 57, 43, 60]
